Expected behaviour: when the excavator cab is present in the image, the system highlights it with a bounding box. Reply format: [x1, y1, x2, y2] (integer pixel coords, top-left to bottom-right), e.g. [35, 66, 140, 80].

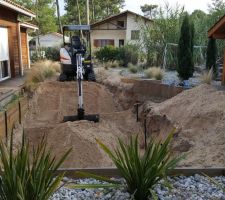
[59, 25, 95, 81]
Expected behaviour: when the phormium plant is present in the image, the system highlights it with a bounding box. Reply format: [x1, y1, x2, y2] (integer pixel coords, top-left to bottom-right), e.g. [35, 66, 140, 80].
[96, 130, 183, 200]
[0, 132, 71, 200]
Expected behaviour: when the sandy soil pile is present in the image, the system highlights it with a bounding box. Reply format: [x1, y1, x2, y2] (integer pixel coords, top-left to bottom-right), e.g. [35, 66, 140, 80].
[24, 81, 142, 168]
[144, 84, 225, 167]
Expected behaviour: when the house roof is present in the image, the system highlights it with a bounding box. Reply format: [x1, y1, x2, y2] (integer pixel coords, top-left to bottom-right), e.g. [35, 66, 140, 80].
[208, 14, 225, 39]
[0, 0, 35, 18]
[91, 10, 153, 27]
[20, 22, 38, 30]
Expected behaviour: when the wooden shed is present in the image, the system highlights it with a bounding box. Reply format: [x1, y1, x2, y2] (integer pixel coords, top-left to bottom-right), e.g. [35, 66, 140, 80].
[0, 0, 37, 82]
[208, 14, 225, 84]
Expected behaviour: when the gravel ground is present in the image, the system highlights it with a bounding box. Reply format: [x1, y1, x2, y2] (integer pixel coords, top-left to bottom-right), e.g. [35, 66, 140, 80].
[51, 175, 225, 200]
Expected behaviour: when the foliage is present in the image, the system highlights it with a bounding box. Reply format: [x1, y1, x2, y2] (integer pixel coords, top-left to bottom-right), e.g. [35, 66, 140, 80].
[64, 0, 125, 25]
[95, 46, 119, 62]
[206, 38, 218, 78]
[177, 14, 194, 80]
[145, 67, 164, 80]
[141, 4, 158, 19]
[0, 132, 71, 200]
[96, 132, 183, 200]
[201, 68, 213, 84]
[141, 2, 184, 67]
[128, 63, 138, 73]
[25, 60, 60, 91]
[95, 44, 139, 67]
[118, 44, 139, 67]
[44, 47, 60, 61]
[14, 0, 57, 34]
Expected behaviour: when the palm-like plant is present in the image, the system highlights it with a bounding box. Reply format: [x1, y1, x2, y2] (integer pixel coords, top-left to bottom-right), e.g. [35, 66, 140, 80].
[97, 131, 183, 200]
[0, 133, 71, 200]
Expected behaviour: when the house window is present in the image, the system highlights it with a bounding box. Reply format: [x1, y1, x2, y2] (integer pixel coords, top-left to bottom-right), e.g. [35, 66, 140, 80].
[117, 21, 125, 28]
[131, 30, 140, 40]
[119, 39, 124, 47]
[94, 39, 114, 47]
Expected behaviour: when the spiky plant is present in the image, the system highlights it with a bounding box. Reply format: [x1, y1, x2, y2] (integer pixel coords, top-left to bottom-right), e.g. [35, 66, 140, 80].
[96, 131, 183, 200]
[0, 132, 71, 200]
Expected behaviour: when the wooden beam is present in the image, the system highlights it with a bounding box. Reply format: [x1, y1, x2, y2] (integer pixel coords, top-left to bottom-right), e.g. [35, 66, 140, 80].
[208, 14, 225, 38]
[212, 33, 225, 39]
[55, 167, 225, 178]
[222, 49, 225, 85]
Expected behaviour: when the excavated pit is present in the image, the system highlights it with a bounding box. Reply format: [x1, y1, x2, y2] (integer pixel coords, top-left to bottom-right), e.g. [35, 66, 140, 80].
[24, 81, 143, 168]
[22, 73, 225, 168]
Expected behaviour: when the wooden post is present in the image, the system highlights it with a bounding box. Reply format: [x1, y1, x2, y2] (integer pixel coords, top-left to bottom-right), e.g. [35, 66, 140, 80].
[222, 49, 225, 85]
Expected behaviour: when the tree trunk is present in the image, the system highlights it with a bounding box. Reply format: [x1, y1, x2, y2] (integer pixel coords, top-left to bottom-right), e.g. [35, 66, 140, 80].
[56, 0, 62, 33]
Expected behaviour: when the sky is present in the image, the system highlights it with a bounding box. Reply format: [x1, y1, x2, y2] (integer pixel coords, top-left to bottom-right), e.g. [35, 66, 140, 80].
[59, 0, 213, 16]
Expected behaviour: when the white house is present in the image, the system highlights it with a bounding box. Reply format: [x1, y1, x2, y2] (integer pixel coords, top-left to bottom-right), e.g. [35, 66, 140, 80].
[90, 10, 152, 51]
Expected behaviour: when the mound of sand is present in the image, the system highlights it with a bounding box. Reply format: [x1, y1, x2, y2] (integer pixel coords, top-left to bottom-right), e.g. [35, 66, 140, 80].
[24, 81, 142, 168]
[144, 84, 225, 167]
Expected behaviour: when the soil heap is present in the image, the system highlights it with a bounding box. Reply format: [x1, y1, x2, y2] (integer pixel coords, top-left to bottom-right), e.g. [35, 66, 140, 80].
[144, 84, 225, 167]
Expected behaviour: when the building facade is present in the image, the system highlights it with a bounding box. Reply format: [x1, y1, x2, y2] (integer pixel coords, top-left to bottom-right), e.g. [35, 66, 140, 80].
[90, 10, 152, 52]
[0, 0, 37, 82]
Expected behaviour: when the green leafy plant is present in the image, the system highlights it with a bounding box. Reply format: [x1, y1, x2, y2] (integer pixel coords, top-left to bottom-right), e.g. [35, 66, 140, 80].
[0, 132, 71, 200]
[96, 131, 183, 200]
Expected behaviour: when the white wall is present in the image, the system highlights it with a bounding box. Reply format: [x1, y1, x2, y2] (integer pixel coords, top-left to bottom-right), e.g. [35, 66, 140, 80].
[91, 29, 126, 50]
[126, 13, 151, 46]
[35, 34, 63, 48]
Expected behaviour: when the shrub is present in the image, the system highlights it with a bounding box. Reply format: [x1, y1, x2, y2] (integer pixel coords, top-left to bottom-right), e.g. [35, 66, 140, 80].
[206, 38, 217, 78]
[117, 44, 139, 67]
[128, 63, 138, 73]
[44, 47, 60, 61]
[177, 14, 194, 80]
[95, 46, 119, 62]
[25, 60, 60, 91]
[145, 67, 164, 80]
[95, 44, 139, 67]
[97, 131, 183, 200]
[0, 132, 71, 200]
[201, 68, 213, 84]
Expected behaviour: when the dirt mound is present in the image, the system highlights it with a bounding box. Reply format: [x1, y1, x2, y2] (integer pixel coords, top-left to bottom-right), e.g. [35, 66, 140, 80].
[144, 84, 225, 167]
[24, 81, 142, 168]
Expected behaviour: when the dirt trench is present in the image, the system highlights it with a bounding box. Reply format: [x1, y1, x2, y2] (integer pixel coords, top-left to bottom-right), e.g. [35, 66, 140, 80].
[24, 81, 143, 168]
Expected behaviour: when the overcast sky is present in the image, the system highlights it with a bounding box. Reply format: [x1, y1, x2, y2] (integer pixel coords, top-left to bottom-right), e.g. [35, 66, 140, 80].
[59, 0, 213, 15]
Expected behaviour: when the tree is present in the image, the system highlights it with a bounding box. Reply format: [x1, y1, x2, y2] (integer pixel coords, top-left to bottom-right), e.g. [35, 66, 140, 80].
[56, 0, 62, 33]
[64, 0, 125, 25]
[206, 38, 217, 77]
[141, 4, 158, 19]
[14, 0, 57, 34]
[35, 0, 57, 34]
[141, 2, 184, 67]
[177, 14, 194, 80]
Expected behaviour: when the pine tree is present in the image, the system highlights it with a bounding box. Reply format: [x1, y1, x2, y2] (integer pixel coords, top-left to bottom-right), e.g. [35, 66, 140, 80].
[206, 38, 217, 77]
[177, 14, 194, 80]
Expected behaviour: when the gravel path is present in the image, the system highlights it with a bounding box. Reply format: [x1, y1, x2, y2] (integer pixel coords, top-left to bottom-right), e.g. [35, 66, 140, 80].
[51, 175, 225, 200]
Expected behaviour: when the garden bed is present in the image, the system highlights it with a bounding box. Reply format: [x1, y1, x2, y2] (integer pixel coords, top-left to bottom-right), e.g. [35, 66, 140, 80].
[51, 175, 225, 200]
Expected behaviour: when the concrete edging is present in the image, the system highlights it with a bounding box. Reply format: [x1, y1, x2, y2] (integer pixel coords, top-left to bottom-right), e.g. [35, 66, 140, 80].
[55, 167, 225, 178]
